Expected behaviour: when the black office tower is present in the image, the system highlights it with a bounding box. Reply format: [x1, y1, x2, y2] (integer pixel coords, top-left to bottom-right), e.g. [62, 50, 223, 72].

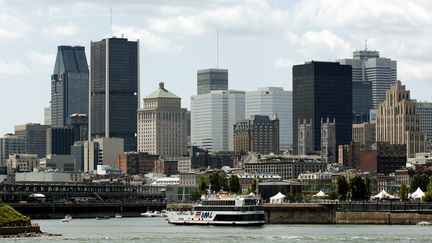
[293, 61, 352, 153]
[90, 37, 139, 152]
[51, 46, 89, 127]
[197, 69, 228, 95]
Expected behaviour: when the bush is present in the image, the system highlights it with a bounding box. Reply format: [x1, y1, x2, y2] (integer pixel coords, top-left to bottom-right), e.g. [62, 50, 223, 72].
[0, 204, 31, 227]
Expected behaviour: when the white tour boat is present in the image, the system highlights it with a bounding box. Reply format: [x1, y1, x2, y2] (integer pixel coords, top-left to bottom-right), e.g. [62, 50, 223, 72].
[167, 192, 265, 226]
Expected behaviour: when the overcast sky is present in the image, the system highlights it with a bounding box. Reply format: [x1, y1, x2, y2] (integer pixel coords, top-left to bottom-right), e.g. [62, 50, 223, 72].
[1, 0, 432, 135]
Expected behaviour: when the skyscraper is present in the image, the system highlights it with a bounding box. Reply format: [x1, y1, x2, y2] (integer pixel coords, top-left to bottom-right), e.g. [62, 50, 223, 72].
[246, 87, 292, 150]
[191, 90, 245, 152]
[137, 82, 188, 157]
[51, 46, 89, 127]
[197, 69, 228, 95]
[338, 48, 397, 121]
[293, 61, 352, 154]
[90, 37, 139, 152]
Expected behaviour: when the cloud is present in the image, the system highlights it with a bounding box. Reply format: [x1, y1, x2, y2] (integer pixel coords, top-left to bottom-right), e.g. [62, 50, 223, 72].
[0, 3, 31, 40]
[28, 50, 55, 69]
[41, 23, 79, 38]
[0, 59, 29, 76]
[273, 58, 296, 69]
[112, 25, 182, 54]
[285, 30, 352, 60]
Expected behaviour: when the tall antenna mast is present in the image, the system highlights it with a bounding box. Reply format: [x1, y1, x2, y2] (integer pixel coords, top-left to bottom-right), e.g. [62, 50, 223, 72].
[365, 39, 367, 50]
[110, 7, 113, 37]
[216, 28, 219, 69]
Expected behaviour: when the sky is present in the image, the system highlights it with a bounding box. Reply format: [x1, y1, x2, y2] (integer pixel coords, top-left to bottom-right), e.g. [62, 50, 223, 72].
[1, 0, 432, 135]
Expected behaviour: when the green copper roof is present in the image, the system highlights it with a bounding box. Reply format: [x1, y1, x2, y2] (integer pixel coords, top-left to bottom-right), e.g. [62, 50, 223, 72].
[145, 82, 180, 99]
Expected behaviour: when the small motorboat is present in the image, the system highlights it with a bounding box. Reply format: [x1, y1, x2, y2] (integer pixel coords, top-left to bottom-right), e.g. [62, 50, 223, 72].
[115, 213, 122, 218]
[417, 221, 432, 226]
[96, 216, 110, 220]
[62, 215, 72, 222]
[151, 211, 163, 217]
[140, 211, 153, 217]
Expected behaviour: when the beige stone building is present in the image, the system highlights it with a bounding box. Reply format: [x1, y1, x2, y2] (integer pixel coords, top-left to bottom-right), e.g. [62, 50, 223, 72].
[137, 82, 188, 157]
[376, 80, 425, 157]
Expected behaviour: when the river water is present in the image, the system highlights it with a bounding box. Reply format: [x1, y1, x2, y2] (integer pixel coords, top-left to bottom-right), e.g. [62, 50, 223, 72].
[2, 217, 431, 242]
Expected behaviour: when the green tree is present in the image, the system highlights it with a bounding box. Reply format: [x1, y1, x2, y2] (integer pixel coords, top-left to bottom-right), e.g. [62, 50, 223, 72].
[191, 189, 202, 201]
[198, 176, 208, 193]
[364, 177, 371, 198]
[350, 176, 367, 201]
[410, 174, 429, 192]
[248, 178, 262, 194]
[208, 172, 221, 192]
[336, 176, 349, 200]
[228, 175, 241, 194]
[219, 174, 227, 191]
[400, 183, 409, 200]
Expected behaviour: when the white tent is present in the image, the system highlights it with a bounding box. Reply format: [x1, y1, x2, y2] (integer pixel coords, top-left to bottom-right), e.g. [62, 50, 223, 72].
[314, 190, 327, 197]
[270, 192, 286, 204]
[410, 187, 425, 199]
[372, 190, 395, 200]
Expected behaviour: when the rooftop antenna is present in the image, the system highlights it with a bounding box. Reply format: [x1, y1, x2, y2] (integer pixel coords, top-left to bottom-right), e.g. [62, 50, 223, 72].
[216, 28, 219, 69]
[110, 7, 113, 37]
[365, 39, 367, 51]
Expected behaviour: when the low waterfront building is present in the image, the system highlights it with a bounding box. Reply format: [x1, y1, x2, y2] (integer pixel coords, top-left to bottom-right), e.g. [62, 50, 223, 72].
[15, 171, 72, 182]
[257, 181, 302, 201]
[237, 173, 282, 194]
[244, 155, 326, 180]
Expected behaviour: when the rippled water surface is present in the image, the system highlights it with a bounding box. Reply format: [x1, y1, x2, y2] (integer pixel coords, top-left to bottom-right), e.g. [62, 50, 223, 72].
[2, 217, 431, 242]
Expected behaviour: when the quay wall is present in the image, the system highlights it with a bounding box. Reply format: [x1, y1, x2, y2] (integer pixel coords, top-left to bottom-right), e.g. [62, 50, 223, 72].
[0, 225, 41, 235]
[10, 202, 166, 219]
[264, 203, 432, 225]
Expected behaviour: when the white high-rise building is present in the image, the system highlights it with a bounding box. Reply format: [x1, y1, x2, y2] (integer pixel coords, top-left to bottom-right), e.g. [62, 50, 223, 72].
[191, 90, 245, 152]
[246, 87, 292, 150]
[44, 105, 51, 126]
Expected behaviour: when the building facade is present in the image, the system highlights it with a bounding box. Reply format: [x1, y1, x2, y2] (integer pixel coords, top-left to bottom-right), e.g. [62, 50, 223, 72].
[352, 122, 376, 149]
[197, 69, 228, 95]
[51, 46, 89, 127]
[233, 115, 279, 155]
[0, 134, 25, 164]
[321, 118, 336, 163]
[15, 123, 50, 158]
[417, 102, 432, 141]
[298, 119, 314, 155]
[137, 82, 188, 157]
[90, 37, 139, 152]
[337, 49, 397, 117]
[191, 90, 245, 152]
[293, 61, 352, 155]
[6, 154, 39, 172]
[245, 87, 292, 150]
[376, 81, 425, 157]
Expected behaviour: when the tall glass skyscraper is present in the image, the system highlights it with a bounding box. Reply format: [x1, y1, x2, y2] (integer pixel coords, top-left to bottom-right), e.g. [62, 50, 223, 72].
[51, 46, 89, 127]
[90, 37, 139, 152]
[293, 61, 352, 154]
[197, 69, 228, 95]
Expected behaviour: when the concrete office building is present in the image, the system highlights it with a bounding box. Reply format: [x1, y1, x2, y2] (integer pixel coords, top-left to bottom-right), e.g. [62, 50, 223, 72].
[93, 137, 124, 167]
[246, 87, 292, 150]
[0, 134, 25, 163]
[338, 48, 397, 117]
[15, 123, 50, 158]
[376, 81, 425, 157]
[197, 69, 228, 95]
[417, 102, 432, 141]
[6, 154, 39, 172]
[90, 37, 139, 152]
[44, 106, 51, 125]
[71, 141, 85, 172]
[191, 90, 245, 152]
[352, 122, 376, 149]
[233, 115, 279, 155]
[137, 82, 188, 157]
[293, 61, 352, 155]
[51, 46, 89, 127]
[46, 154, 76, 172]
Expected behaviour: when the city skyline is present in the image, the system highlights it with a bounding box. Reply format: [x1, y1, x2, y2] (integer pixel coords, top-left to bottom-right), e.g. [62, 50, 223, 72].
[1, 0, 432, 136]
